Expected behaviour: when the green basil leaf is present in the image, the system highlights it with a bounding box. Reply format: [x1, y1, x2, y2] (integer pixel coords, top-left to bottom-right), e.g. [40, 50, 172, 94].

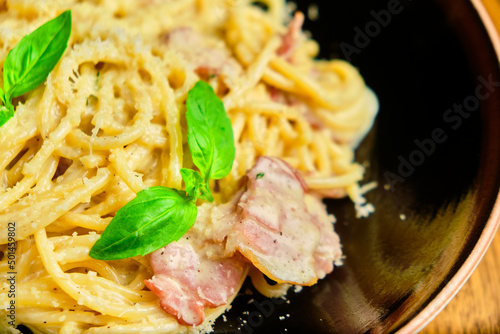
[186, 81, 235, 180]
[0, 105, 14, 127]
[89, 186, 197, 260]
[180, 168, 203, 198]
[3, 10, 72, 100]
[0, 87, 5, 105]
[180, 168, 214, 202]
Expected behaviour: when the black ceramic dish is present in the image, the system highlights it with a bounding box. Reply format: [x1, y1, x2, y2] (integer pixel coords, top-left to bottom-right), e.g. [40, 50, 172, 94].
[211, 0, 500, 333]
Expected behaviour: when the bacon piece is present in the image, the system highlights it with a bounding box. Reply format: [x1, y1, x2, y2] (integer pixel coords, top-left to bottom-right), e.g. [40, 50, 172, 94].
[304, 195, 343, 278]
[221, 157, 342, 286]
[162, 27, 242, 85]
[145, 238, 245, 326]
[146, 157, 342, 326]
[277, 12, 305, 61]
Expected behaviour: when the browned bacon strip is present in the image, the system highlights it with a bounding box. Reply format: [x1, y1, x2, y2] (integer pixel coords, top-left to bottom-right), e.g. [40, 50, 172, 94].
[145, 239, 245, 326]
[223, 157, 343, 285]
[146, 157, 342, 326]
[277, 12, 305, 61]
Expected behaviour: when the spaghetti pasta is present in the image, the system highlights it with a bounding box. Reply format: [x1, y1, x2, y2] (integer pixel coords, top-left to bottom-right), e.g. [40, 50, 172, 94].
[0, 0, 378, 333]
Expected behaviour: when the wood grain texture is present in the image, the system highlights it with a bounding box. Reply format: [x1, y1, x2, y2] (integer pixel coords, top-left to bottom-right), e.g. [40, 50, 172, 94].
[420, 229, 500, 333]
[482, 0, 500, 33]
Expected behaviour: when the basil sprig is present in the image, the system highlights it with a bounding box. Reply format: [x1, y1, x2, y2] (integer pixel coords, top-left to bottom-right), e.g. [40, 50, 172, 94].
[185, 81, 235, 180]
[90, 187, 198, 260]
[0, 10, 72, 127]
[90, 81, 235, 260]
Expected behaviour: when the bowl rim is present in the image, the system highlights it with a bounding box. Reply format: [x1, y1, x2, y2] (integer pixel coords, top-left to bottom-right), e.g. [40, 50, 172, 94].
[397, 2, 500, 333]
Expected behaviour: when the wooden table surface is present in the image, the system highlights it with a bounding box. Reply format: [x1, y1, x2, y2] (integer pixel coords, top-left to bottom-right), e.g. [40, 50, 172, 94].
[420, 229, 500, 333]
[420, 1, 500, 333]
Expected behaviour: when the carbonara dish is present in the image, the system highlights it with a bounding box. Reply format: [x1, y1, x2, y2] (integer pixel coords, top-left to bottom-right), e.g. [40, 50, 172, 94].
[0, 0, 378, 333]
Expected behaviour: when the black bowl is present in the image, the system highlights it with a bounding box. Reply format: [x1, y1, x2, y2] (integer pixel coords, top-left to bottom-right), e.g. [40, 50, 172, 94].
[213, 0, 500, 333]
